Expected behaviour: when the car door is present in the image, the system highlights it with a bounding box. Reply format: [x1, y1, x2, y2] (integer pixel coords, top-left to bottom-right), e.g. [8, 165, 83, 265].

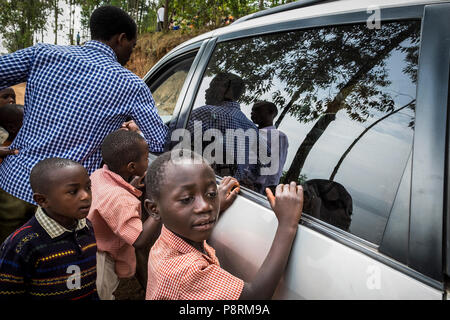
[165, 2, 450, 299]
[134, 40, 210, 286]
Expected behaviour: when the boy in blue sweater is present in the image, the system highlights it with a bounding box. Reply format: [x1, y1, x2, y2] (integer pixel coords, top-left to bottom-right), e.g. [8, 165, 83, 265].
[0, 158, 98, 300]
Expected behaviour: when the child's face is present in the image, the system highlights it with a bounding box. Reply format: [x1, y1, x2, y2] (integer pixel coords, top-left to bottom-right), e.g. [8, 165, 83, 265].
[0, 88, 16, 107]
[251, 104, 273, 126]
[35, 165, 92, 228]
[156, 160, 220, 247]
[134, 140, 149, 177]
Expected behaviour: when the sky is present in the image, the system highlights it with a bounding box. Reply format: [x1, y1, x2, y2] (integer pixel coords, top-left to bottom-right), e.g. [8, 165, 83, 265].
[0, 1, 82, 55]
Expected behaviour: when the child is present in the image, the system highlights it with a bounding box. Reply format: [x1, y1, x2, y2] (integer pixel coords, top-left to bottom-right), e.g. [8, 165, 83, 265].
[0, 104, 23, 158]
[87, 130, 160, 300]
[0, 87, 16, 107]
[0, 88, 17, 145]
[0, 104, 29, 244]
[251, 101, 289, 193]
[0, 158, 98, 300]
[144, 149, 303, 300]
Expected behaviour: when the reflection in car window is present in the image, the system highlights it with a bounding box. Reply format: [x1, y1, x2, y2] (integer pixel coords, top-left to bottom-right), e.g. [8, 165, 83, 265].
[186, 21, 420, 244]
[150, 57, 195, 123]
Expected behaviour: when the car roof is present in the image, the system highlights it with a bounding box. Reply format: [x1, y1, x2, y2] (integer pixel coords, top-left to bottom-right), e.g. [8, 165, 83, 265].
[168, 0, 449, 54]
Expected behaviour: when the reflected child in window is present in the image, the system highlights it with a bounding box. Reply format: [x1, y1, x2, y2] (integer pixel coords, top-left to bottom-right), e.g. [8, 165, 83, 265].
[251, 101, 289, 194]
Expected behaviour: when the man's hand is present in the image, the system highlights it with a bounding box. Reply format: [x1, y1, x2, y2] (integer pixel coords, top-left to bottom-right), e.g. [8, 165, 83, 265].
[120, 120, 141, 133]
[0, 147, 19, 159]
[218, 176, 240, 213]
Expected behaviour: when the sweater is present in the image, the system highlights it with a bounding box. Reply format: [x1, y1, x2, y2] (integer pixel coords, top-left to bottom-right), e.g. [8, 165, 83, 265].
[0, 207, 98, 300]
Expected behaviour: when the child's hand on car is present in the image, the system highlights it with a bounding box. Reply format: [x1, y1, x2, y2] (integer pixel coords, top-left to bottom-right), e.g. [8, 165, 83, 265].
[218, 176, 240, 213]
[266, 182, 303, 230]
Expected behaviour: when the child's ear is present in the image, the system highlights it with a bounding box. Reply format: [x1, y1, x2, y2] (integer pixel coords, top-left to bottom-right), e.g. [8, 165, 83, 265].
[144, 199, 161, 221]
[127, 161, 137, 175]
[33, 193, 48, 208]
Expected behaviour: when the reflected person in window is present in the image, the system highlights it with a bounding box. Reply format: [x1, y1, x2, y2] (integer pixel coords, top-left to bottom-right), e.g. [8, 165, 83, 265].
[187, 72, 261, 190]
[251, 101, 289, 194]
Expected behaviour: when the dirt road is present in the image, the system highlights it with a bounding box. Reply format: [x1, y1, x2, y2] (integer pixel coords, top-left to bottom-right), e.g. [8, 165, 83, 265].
[11, 83, 25, 105]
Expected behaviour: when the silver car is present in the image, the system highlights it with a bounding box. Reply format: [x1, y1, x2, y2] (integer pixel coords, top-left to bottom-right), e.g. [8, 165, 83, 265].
[138, 0, 450, 299]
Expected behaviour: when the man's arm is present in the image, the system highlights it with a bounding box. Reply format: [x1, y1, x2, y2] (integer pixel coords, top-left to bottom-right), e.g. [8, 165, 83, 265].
[131, 85, 168, 153]
[0, 46, 36, 90]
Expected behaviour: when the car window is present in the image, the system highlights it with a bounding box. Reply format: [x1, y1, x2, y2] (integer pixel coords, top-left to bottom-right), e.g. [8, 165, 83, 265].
[149, 56, 195, 123]
[185, 21, 421, 244]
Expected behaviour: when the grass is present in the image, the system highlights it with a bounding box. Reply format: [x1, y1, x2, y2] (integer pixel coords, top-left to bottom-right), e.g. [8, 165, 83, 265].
[126, 28, 212, 78]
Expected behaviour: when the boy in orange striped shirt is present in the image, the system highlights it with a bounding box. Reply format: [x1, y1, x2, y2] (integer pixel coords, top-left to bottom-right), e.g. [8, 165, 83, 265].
[144, 150, 303, 300]
[88, 130, 160, 300]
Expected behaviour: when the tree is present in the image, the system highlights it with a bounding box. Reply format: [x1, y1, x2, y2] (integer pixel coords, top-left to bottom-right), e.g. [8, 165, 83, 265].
[0, 0, 49, 52]
[164, 0, 169, 31]
[204, 21, 420, 184]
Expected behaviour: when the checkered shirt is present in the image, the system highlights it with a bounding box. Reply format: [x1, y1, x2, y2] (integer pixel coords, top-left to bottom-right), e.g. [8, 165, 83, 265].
[0, 40, 168, 204]
[187, 102, 262, 183]
[35, 206, 88, 238]
[146, 225, 244, 300]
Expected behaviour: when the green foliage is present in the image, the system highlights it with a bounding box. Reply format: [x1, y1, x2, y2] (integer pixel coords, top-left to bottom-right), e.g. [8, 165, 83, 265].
[0, 0, 295, 52]
[0, 0, 49, 52]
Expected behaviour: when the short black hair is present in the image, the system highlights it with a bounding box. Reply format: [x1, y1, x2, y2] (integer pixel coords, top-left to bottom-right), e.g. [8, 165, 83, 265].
[30, 158, 82, 194]
[0, 104, 23, 128]
[89, 5, 137, 41]
[101, 130, 147, 173]
[212, 72, 246, 101]
[145, 149, 208, 200]
[253, 101, 278, 117]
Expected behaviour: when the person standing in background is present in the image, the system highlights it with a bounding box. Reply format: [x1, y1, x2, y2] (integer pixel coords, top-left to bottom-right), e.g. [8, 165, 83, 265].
[157, 5, 165, 31]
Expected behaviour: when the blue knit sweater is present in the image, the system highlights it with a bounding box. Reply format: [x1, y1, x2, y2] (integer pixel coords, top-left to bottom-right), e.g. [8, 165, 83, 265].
[0, 213, 98, 300]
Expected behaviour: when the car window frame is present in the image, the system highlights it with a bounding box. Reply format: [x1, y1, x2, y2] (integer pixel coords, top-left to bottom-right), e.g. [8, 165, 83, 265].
[143, 39, 209, 131]
[163, 3, 448, 290]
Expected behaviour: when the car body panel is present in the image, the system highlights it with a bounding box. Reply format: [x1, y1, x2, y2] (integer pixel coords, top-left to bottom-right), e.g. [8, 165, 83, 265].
[209, 195, 442, 299]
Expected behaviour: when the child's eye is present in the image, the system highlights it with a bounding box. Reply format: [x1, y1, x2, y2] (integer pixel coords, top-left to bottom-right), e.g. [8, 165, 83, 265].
[207, 191, 217, 199]
[179, 197, 193, 204]
[67, 190, 77, 195]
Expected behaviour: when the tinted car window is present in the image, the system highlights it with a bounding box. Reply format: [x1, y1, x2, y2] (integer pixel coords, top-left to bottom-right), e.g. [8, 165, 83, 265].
[149, 56, 195, 123]
[186, 21, 420, 244]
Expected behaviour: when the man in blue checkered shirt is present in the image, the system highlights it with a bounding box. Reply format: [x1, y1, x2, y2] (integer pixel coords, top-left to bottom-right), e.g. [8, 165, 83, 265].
[0, 6, 168, 243]
[187, 72, 266, 192]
